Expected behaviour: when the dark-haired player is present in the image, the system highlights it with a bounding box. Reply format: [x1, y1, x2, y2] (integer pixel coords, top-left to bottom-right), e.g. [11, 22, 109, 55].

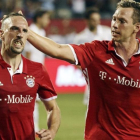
[0, 13, 60, 140]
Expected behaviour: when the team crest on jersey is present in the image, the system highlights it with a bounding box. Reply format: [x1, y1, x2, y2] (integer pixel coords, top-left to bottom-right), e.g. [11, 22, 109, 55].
[24, 75, 35, 87]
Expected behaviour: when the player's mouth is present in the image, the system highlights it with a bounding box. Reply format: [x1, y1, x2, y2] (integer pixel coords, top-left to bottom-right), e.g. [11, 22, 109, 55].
[13, 39, 23, 48]
[112, 30, 120, 36]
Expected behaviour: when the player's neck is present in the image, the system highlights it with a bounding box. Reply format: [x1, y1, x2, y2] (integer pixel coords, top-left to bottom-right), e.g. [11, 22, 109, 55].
[115, 37, 138, 64]
[1, 50, 22, 73]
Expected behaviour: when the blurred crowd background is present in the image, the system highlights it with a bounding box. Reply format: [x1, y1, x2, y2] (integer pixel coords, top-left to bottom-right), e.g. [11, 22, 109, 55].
[2, 0, 140, 43]
[0, 0, 121, 19]
[0, 0, 125, 46]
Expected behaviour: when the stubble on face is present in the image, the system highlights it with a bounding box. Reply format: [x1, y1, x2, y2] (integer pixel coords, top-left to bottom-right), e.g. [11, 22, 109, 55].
[2, 16, 28, 56]
[10, 44, 24, 54]
[111, 8, 135, 43]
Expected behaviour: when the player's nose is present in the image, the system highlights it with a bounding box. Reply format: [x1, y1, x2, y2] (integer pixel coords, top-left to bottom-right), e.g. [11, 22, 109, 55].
[17, 32, 23, 39]
[112, 21, 119, 29]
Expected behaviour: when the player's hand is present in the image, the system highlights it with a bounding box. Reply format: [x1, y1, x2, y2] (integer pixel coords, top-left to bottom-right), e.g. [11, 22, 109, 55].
[36, 129, 54, 140]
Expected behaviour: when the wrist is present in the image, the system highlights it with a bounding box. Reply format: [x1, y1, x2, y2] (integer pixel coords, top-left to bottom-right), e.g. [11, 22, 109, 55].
[49, 129, 56, 139]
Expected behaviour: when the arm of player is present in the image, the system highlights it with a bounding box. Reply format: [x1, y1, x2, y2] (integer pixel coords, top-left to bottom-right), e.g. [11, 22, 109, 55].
[0, 12, 76, 64]
[36, 99, 61, 140]
[28, 29, 75, 64]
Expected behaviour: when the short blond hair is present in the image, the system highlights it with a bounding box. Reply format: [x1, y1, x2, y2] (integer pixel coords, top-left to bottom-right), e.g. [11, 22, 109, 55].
[1, 12, 25, 29]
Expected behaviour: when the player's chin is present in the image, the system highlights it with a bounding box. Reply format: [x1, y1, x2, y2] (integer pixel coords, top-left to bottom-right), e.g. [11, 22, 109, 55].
[11, 47, 24, 54]
[112, 37, 120, 42]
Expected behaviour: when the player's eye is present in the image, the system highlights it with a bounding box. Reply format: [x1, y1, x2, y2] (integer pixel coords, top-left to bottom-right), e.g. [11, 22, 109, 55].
[23, 29, 28, 33]
[120, 20, 125, 24]
[112, 17, 116, 21]
[10, 26, 19, 31]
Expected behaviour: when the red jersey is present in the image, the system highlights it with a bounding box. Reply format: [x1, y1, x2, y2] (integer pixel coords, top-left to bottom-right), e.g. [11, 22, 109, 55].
[0, 54, 57, 140]
[70, 40, 140, 140]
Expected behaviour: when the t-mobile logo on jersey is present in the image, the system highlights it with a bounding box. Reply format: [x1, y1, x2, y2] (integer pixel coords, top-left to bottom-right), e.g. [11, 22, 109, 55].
[7, 95, 33, 104]
[99, 71, 107, 80]
[99, 71, 140, 88]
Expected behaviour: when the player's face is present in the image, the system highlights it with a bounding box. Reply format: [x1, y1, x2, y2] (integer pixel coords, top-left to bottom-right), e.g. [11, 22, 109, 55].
[87, 13, 100, 31]
[39, 13, 50, 29]
[2, 16, 28, 55]
[111, 7, 136, 42]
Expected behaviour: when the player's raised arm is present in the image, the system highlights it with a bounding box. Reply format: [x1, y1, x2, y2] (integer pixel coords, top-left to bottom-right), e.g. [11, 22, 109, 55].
[28, 29, 75, 64]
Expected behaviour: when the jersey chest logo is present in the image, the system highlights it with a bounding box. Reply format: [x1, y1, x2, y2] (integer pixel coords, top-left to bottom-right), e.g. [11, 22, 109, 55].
[24, 75, 35, 88]
[99, 71, 140, 88]
[105, 58, 115, 65]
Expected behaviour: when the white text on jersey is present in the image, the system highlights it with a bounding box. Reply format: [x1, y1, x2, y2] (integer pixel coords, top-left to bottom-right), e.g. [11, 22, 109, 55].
[7, 95, 33, 104]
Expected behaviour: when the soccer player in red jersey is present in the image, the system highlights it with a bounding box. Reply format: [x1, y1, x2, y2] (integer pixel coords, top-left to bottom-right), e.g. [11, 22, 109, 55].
[20, 0, 140, 139]
[0, 13, 60, 140]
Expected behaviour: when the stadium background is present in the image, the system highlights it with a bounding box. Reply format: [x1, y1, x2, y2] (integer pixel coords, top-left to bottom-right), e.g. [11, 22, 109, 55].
[0, 0, 138, 140]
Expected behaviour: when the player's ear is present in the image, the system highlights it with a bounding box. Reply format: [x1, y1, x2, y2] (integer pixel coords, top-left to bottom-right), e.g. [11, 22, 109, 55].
[134, 22, 140, 33]
[0, 29, 4, 40]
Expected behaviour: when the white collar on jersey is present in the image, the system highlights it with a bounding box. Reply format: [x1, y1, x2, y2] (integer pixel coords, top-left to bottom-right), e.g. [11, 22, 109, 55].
[114, 39, 140, 67]
[7, 58, 23, 77]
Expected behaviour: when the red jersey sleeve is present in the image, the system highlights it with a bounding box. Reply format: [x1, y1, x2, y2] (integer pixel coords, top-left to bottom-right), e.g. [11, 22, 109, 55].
[37, 65, 57, 101]
[70, 41, 101, 69]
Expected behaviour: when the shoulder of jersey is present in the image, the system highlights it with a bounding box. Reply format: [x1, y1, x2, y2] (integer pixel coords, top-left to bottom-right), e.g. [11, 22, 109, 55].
[91, 39, 109, 44]
[24, 57, 43, 67]
[90, 40, 110, 50]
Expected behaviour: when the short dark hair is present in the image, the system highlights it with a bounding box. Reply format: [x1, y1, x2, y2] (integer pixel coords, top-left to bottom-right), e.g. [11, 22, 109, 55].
[2, 12, 25, 23]
[33, 10, 49, 23]
[117, 0, 140, 24]
[85, 8, 100, 19]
